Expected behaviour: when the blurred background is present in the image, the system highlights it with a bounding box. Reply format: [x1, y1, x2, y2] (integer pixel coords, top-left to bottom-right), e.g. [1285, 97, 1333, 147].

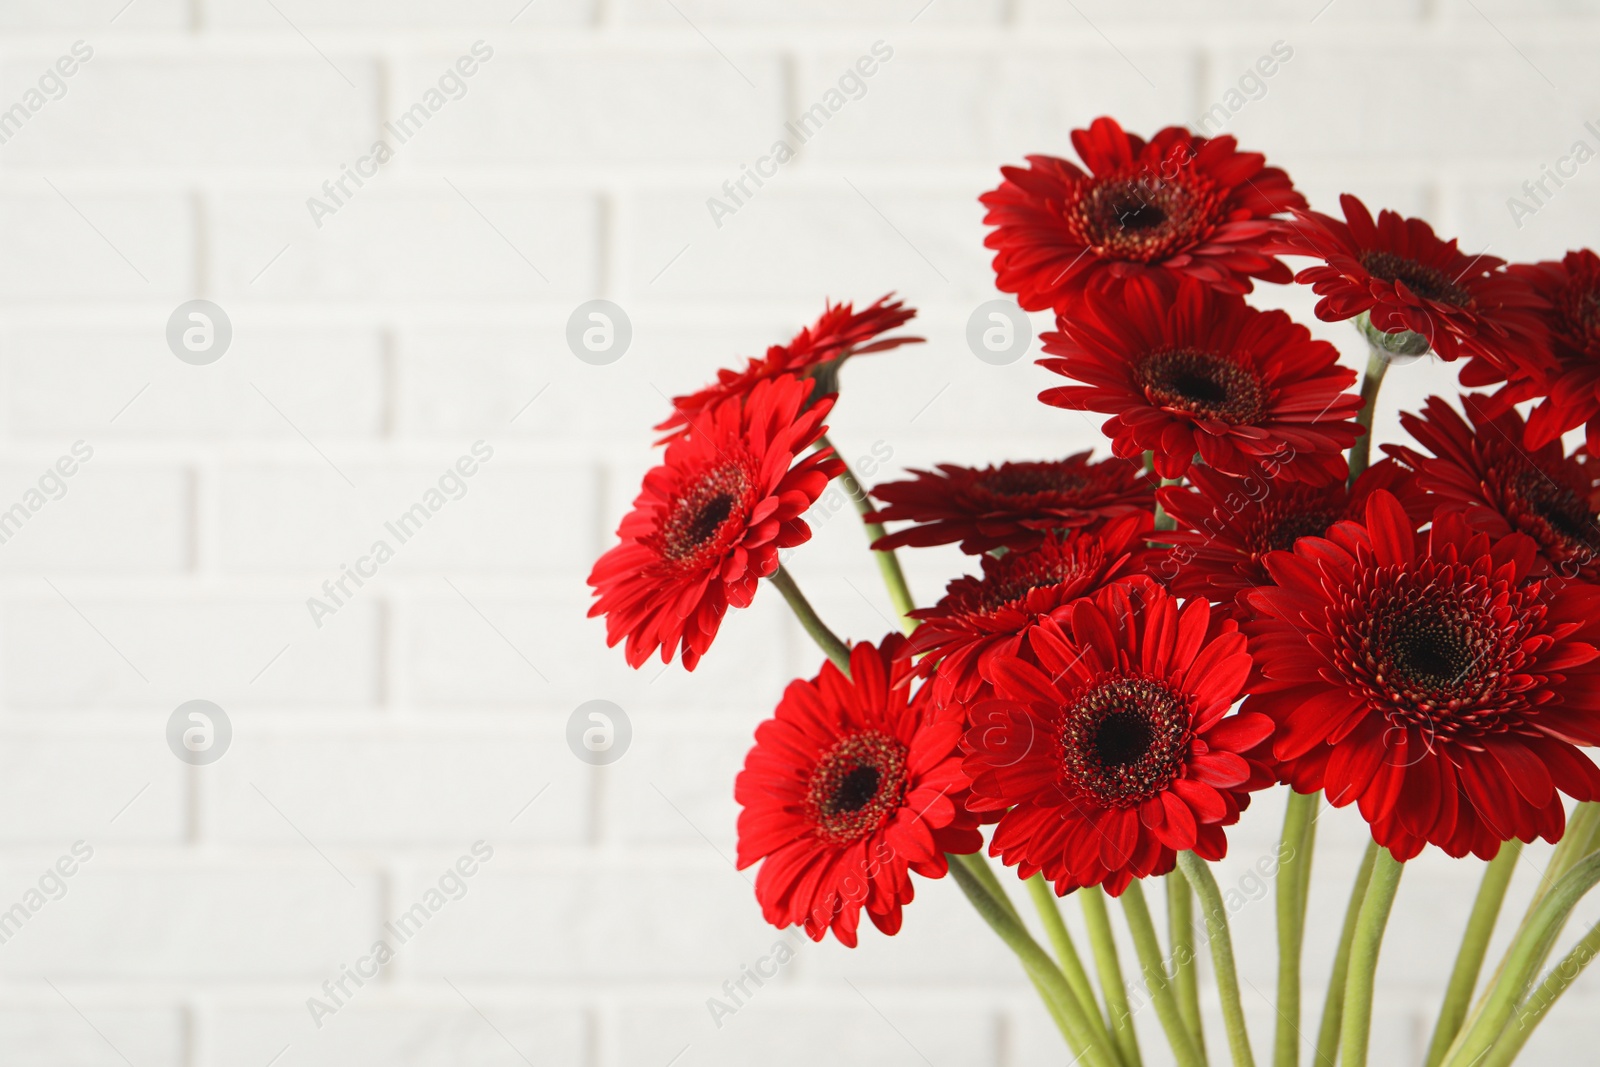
[2, 0, 1599, 1063]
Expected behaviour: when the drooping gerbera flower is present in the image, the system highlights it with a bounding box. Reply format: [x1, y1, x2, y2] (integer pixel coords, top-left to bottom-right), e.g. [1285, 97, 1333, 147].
[1243, 490, 1600, 861]
[964, 584, 1274, 896]
[1385, 394, 1600, 582]
[1038, 276, 1364, 482]
[980, 116, 1305, 311]
[588, 374, 843, 670]
[904, 517, 1154, 706]
[1273, 193, 1548, 371]
[735, 636, 984, 946]
[1155, 458, 1430, 611]
[658, 294, 921, 438]
[865, 453, 1153, 555]
[1504, 250, 1600, 452]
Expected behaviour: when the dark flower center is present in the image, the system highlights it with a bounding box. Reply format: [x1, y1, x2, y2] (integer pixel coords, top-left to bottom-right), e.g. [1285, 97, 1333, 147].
[660, 464, 749, 562]
[1136, 348, 1268, 424]
[978, 464, 1087, 499]
[805, 730, 908, 844]
[1078, 176, 1202, 262]
[1351, 573, 1527, 735]
[957, 544, 1093, 615]
[1263, 508, 1341, 553]
[1510, 469, 1600, 552]
[1360, 250, 1471, 307]
[1388, 616, 1473, 687]
[1059, 676, 1191, 807]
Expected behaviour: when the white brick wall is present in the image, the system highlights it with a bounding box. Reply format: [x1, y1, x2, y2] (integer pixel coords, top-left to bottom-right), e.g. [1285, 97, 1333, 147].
[3, 2, 1599, 1065]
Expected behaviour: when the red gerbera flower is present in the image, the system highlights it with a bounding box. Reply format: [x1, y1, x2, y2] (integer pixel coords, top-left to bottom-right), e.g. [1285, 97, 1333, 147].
[658, 294, 922, 438]
[1038, 276, 1364, 482]
[865, 453, 1153, 555]
[1504, 250, 1600, 452]
[735, 636, 984, 946]
[964, 584, 1274, 896]
[1385, 394, 1600, 582]
[1243, 490, 1600, 860]
[1156, 458, 1430, 612]
[904, 517, 1154, 706]
[1274, 193, 1548, 371]
[588, 374, 844, 670]
[980, 116, 1305, 311]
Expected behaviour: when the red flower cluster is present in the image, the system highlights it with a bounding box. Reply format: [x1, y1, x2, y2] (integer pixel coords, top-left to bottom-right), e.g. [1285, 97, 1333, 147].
[590, 115, 1600, 950]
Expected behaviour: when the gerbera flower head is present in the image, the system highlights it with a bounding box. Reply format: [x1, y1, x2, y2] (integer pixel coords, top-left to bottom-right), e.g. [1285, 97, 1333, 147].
[1155, 458, 1431, 612]
[588, 374, 844, 670]
[734, 636, 984, 946]
[1274, 193, 1548, 371]
[865, 452, 1154, 555]
[1505, 250, 1600, 452]
[1244, 490, 1600, 860]
[980, 116, 1305, 311]
[1038, 275, 1364, 482]
[904, 517, 1155, 706]
[964, 584, 1275, 896]
[658, 294, 921, 438]
[1386, 394, 1600, 582]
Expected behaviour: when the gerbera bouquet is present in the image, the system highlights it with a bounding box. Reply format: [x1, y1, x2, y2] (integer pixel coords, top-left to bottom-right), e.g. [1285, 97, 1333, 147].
[589, 117, 1600, 1067]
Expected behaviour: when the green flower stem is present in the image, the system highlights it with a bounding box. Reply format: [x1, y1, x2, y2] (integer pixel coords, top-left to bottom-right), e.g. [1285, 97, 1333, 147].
[1274, 790, 1319, 1067]
[818, 432, 917, 632]
[1028, 874, 1120, 1060]
[1314, 842, 1379, 1067]
[1340, 849, 1405, 1067]
[1422, 842, 1522, 1067]
[1443, 852, 1600, 1067]
[1167, 867, 1206, 1059]
[1296, 811, 1317, 919]
[949, 855, 1121, 1067]
[1462, 802, 1600, 1041]
[1347, 345, 1390, 482]
[1178, 852, 1256, 1067]
[1083, 887, 1144, 1067]
[1479, 915, 1600, 1067]
[1122, 881, 1208, 1067]
[769, 565, 852, 674]
[964, 847, 1022, 923]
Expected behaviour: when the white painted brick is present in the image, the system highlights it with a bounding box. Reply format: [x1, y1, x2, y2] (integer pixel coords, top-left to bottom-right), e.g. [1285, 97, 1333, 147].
[616, 0, 1005, 24]
[0, 596, 381, 709]
[0, 191, 191, 301]
[627, 186, 991, 300]
[1015, 0, 1425, 22]
[405, 50, 786, 166]
[395, 318, 794, 444]
[396, 583, 797, 714]
[0, 0, 185, 28]
[606, 727, 750, 850]
[205, 0, 595, 27]
[216, 460, 594, 575]
[0, 1006, 186, 1067]
[1222, 41, 1599, 165]
[206, 1003, 588, 1067]
[407, 864, 775, 981]
[3, 328, 387, 440]
[208, 188, 599, 301]
[204, 730, 589, 845]
[0, 865, 379, 979]
[0, 56, 380, 168]
[616, 999, 1000, 1067]
[801, 47, 1198, 165]
[0, 731, 184, 842]
[0, 460, 189, 572]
